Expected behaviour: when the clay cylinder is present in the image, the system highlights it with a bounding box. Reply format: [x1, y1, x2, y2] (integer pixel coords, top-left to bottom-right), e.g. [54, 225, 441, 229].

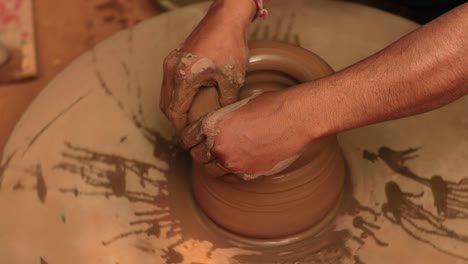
[190, 40, 346, 239]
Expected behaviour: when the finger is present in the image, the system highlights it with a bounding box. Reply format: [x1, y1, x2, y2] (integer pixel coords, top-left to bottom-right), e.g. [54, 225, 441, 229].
[181, 119, 205, 149]
[168, 68, 223, 133]
[165, 81, 199, 134]
[168, 68, 221, 134]
[168, 56, 220, 116]
[190, 143, 213, 164]
[203, 160, 231, 177]
[188, 86, 221, 124]
[168, 66, 213, 119]
[214, 70, 244, 107]
[164, 57, 206, 130]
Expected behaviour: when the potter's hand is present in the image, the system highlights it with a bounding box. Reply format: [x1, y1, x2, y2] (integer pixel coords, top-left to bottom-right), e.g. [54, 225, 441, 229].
[182, 91, 311, 180]
[160, 0, 256, 135]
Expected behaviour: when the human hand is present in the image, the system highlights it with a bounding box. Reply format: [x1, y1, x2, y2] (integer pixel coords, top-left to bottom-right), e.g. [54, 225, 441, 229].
[182, 89, 313, 180]
[160, 0, 256, 135]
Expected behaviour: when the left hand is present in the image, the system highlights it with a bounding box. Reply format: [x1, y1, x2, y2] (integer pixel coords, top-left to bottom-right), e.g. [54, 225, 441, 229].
[160, 0, 255, 135]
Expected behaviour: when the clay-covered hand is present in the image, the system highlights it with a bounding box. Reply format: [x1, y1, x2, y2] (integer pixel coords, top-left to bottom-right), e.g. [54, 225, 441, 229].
[182, 91, 312, 180]
[160, 0, 255, 135]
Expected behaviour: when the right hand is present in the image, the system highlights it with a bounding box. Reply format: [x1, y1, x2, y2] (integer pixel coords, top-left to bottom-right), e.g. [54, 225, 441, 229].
[182, 89, 313, 180]
[160, 0, 256, 136]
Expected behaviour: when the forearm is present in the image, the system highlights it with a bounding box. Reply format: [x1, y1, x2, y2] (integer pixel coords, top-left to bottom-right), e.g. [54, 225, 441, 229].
[208, 0, 256, 29]
[292, 3, 468, 139]
[181, 0, 256, 50]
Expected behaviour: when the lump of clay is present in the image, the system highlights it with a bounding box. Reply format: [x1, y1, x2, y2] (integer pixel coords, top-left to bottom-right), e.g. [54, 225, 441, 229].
[190, 40, 346, 239]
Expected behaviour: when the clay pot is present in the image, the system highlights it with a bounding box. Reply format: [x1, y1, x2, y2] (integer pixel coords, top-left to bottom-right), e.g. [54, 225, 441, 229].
[190, 40, 346, 239]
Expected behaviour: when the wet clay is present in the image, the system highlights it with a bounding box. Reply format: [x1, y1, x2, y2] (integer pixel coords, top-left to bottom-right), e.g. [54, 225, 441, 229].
[189, 40, 346, 239]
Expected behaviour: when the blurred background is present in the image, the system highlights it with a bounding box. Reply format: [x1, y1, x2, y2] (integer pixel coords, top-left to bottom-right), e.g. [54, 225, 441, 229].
[0, 0, 466, 158]
[346, 0, 467, 23]
[159, 0, 467, 23]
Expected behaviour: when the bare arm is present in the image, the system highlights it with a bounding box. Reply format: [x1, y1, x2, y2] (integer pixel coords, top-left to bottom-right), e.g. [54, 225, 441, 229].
[160, 0, 256, 135]
[295, 3, 468, 138]
[182, 3, 468, 179]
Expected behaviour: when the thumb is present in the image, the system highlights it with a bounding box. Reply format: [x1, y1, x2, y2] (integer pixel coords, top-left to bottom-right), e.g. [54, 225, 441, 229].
[214, 68, 245, 107]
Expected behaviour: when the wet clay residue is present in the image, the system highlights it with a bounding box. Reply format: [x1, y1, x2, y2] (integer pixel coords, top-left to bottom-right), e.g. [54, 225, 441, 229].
[3, 163, 48, 204]
[364, 146, 468, 261]
[364, 147, 468, 219]
[190, 40, 347, 239]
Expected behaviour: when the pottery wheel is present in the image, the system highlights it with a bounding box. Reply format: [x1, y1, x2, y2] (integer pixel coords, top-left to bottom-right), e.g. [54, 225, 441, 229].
[1, 1, 468, 263]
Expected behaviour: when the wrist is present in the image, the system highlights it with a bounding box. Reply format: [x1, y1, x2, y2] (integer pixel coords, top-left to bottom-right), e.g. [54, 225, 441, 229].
[211, 0, 257, 27]
[284, 83, 335, 142]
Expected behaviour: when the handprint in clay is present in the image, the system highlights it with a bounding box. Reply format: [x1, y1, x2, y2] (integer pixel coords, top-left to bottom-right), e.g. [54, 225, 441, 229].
[55, 142, 167, 202]
[161, 1, 254, 135]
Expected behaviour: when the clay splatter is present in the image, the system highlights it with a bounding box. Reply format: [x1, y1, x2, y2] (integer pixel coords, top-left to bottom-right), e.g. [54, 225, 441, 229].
[164, 247, 184, 264]
[365, 146, 468, 261]
[0, 152, 16, 190]
[21, 92, 91, 157]
[61, 214, 67, 224]
[92, 49, 125, 111]
[12, 164, 48, 203]
[92, 49, 147, 135]
[353, 216, 388, 247]
[34, 165, 47, 203]
[12, 180, 25, 190]
[345, 198, 387, 259]
[347, 197, 380, 220]
[366, 147, 468, 219]
[56, 141, 167, 198]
